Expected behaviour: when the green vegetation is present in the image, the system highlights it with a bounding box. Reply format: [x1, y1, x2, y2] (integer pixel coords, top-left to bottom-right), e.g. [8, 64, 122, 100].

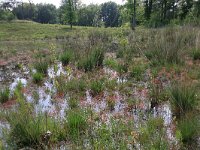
[32, 72, 44, 84]
[170, 84, 198, 117]
[78, 48, 104, 72]
[178, 115, 200, 144]
[60, 51, 73, 66]
[66, 109, 87, 139]
[34, 61, 49, 75]
[90, 79, 105, 96]
[130, 65, 146, 80]
[192, 49, 200, 60]
[0, 14, 200, 149]
[0, 88, 10, 103]
[5, 90, 65, 149]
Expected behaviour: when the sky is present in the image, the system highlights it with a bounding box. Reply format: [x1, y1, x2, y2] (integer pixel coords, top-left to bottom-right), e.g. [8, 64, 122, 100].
[23, 0, 124, 8]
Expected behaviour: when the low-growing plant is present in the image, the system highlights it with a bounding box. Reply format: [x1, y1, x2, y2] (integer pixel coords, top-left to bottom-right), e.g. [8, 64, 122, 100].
[66, 109, 87, 140]
[68, 97, 79, 109]
[60, 51, 73, 66]
[90, 79, 104, 96]
[104, 58, 118, 69]
[130, 65, 146, 80]
[139, 117, 169, 149]
[78, 48, 104, 72]
[0, 87, 10, 103]
[192, 49, 200, 60]
[65, 78, 86, 94]
[169, 84, 198, 117]
[5, 90, 65, 149]
[107, 96, 115, 111]
[32, 72, 43, 84]
[116, 63, 128, 75]
[77, 57, 94, 72]
[34, 61, 49, 75]
[177, 115, 200, 144]
[55, 75, 66, 96]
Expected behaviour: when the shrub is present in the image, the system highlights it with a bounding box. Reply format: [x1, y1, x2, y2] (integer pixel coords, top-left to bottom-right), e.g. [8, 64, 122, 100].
[34, 61, 48, 75]
[66, 109, 87, 139]
[60, 51, 72, 66]
[0, 88, 10, 103]
[170, 84, 198, 117]
[90, 79, 104, 96]
[32, 73, 43, 84]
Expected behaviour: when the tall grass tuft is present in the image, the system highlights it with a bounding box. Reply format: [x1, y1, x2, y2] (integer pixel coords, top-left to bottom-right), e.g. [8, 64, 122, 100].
[169, 84, 198, 117]
[66, 109, 87, 140]
[78, 48, 104, 72]
[192, 49, 200, 60]
[60, 51, 73, 66]
[0, 87, 10, 103]
[32, 72, 43, 84]
[177, 115, 200, 144]
[90, 79, 104, 96]
[34, 61, 49, 75]
[5, 90, 65, 149]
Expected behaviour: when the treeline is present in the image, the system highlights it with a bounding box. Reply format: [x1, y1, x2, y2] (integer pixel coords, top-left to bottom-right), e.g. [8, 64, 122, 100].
[0, 0, 200, 28]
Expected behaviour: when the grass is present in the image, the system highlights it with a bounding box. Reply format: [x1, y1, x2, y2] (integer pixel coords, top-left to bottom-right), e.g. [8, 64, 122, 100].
[0, 21, 200, 149]
[77, 48, 104, 72]
[130, 64, 146, 81]
[32, 72, 43, 84]
[4, 90, 65, 149]
[169, 83, 198, 117]
[34, 61, 49, 75]
[0, 87, 10, 103]
[66, 109, 87, 140]
[90, 79, 104, 96]
[177, 115, 200, 144]
[60, 50, 73, 66]
[104, 58, 118, 69]
[192, 49, 200, 60]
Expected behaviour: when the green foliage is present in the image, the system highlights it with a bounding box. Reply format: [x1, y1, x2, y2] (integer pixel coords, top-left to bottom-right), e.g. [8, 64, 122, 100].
[130, 65, 146, 80]
[5, 90, 65, 149]
[0, 88, 10, 104]
[0, 10, 15, 21]
[139, 117, 169, 149]
[66, 109, 87, 139]
[60, 50, 73, 66]
[78, 48, 104, 72]
[116, 63, 128, 75]
[34, 61, 49, 75]
[65, 78, 86, 93]
[68, 97, 79, 109]
[60, 0, 77, 28]
[104, 58, 118, 69]
[170, 84, 198, 117]
[192, 49, 200, 60]
[90, 79, 104, 96]
[32, 73, 44, 84]
[101, 2, 120, 27]
[178, 115, 200, 144]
